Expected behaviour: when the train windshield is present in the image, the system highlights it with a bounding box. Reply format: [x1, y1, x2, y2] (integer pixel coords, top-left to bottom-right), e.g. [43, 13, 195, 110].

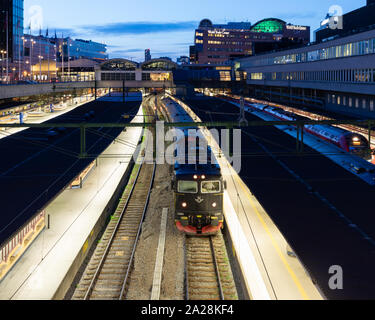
[178, 181, 198, 193]
[201, 181, 221, 194]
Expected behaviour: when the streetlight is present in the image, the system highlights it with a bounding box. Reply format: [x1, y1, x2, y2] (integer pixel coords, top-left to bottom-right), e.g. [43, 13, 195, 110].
[2, 10, 9, 83]
[21, 36, 26, 79]
[68, 39, 71, 81]
[25, 60, 29, 79]
[38, 55, 44, 82]
[0, 50, 6, 82]
[31, 39, 36, 80]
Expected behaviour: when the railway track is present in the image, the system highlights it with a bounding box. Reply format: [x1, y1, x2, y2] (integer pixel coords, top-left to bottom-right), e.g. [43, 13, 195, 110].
[185, 233, 238, 300]
[72, 161, 156, 300]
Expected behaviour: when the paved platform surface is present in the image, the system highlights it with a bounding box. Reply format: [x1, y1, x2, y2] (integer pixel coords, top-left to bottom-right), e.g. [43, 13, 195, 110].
[0, 103, 144, 300]
[227, 99, 375, 186]
[0, 94, 103, 140]
[0, 97, 141, 246]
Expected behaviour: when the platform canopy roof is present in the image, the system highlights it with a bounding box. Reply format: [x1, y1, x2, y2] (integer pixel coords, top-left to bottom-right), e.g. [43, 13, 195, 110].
[99, 58, 139, 71]
[141, 59, 177, 71]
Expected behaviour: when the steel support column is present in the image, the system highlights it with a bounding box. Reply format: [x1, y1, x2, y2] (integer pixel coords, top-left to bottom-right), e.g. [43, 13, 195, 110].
[94, 80, 97, 100]
[80, 126, 87, 158]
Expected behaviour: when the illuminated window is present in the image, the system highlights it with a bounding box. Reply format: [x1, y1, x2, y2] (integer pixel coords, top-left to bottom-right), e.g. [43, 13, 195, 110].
[150, 73, 170, 81]
[219, 71, 231, 81]
[251, 73, 263, 80]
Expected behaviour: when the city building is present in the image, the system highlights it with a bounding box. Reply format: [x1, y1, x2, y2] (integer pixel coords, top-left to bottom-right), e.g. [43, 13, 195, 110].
[177, 55, 190, 65]
[315, 0, 375, 43]
[57, 58, 98, 82]
[96, 58, 176, 83]
[12, 34, 106, 82]
[189, 45, 197, 63]
[236, 15, 375, 118]
[0, 0, 23, 62]
[191, 18, 310, 65]
[191, 19, 253, 65]
[0, 0, 106, 82]
[23, 34, 57, 81]
[145, 49, 151, 62]
[56, 38, 108, 63]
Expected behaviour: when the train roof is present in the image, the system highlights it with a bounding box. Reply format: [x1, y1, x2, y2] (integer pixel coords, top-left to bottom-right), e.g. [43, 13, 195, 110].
[174, 163, 221, 176]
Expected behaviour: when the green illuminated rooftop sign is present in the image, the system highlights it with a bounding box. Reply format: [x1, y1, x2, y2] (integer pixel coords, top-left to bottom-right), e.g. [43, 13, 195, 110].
[251, 19, 284, 33]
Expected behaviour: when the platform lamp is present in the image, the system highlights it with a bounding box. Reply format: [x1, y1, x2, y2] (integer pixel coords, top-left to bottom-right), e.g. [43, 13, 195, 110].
[22, 36, 26, 79]
[0, 50, 6, 82]
[38, 55, 44, 81]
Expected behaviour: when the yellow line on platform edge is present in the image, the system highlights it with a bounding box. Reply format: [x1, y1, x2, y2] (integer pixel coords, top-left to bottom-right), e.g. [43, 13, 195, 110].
[236, 176, 310, 300]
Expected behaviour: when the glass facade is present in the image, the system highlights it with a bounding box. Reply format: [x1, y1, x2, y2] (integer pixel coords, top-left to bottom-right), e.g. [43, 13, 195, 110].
[142, 60, 176, 71]
[100, 59, 137, 71]
[68, 39, 107, 61]
[250, 68, 375, 83]
[101, 72, 135, 81]
[0, 0, 23, 61]
[242, 37, 375, 67]
[12, 0, 23, 61]
[57, 38, 108, 62]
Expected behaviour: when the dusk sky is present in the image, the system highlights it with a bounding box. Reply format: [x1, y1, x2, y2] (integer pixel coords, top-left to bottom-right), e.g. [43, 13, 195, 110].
[24, 0, 364, 62]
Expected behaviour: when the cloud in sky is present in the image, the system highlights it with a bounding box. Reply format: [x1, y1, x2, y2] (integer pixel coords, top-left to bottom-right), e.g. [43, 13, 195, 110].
[40, 21, 197, 37]
[30, 21, 196, 61]
[277, 11, 320, 21]
[82, 21, 198, 36]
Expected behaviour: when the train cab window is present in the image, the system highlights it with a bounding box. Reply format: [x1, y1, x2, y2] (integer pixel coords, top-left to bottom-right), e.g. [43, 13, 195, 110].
[178, 181, 198, 193]
[201, 181, 221, 194]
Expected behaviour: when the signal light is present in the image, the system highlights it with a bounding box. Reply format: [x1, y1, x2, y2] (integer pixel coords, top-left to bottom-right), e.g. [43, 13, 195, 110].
[182, 202, 187, 208]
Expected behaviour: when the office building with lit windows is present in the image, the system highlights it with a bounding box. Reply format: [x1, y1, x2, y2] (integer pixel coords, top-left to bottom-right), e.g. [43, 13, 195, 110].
[56, 38, 108, 63]
[191, 18, 309, 65]
[0, 0, 23, 62]
[236, 23, 375, 118]
[22, 34, 57, 80]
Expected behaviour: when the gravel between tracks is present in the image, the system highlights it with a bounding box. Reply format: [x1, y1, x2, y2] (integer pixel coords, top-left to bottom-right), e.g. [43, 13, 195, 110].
[126, 163, 185, 300]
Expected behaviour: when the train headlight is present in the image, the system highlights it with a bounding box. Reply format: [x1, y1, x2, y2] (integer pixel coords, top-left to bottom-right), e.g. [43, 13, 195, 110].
[193, 175, 198, 180]
[353, 136, 361, 146]
[182, 202, 187, 208]
[212, 202, 217, 208]
[201, 175, 206, 180]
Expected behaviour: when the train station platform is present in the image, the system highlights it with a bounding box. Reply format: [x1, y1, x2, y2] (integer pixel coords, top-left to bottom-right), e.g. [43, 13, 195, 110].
[165, 95, 323, 300]
[225, 98, 375, 186]
[0, 93, 104, 140]
[0, 104, 144, 300]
